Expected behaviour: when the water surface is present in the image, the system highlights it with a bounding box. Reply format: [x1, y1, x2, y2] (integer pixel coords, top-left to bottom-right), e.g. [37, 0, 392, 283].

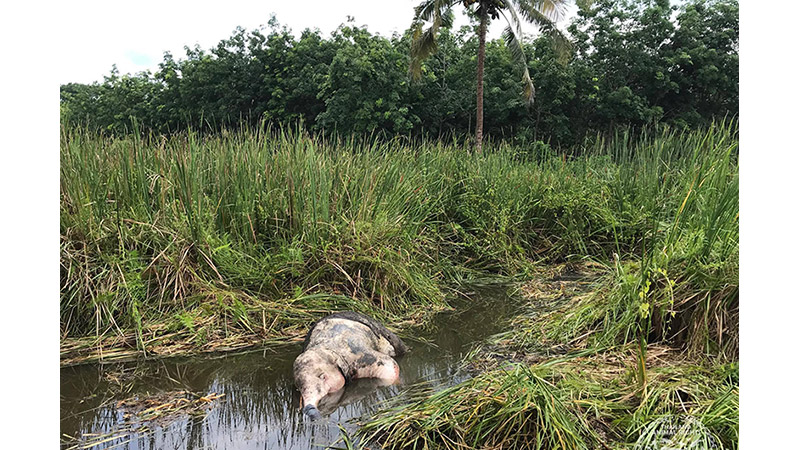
[61, 284, 520, 449]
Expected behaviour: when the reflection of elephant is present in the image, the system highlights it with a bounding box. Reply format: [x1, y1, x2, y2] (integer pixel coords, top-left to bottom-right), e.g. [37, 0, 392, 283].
[315, 377, 393, 415]
[293, 311, 407, 419]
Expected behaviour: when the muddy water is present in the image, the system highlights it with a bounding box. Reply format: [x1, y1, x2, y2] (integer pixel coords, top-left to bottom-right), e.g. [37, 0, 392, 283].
[60, 284, 520, 449]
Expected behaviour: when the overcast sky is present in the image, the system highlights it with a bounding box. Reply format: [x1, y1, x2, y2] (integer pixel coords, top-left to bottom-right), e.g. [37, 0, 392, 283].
[58, 0, 576, 85]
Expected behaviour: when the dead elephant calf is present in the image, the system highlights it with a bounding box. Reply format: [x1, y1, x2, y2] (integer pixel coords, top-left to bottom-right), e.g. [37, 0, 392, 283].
[293, 311, 407, 419]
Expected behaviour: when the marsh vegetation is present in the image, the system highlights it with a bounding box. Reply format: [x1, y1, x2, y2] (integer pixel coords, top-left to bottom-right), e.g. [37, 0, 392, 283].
[61, 121, 737, 448]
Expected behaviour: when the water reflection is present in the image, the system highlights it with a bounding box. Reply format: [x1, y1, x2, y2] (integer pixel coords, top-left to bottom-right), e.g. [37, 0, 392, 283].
[61, 285, 519, 449]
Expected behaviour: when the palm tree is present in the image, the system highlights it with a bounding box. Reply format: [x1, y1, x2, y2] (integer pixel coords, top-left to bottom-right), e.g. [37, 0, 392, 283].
[409, 0, 574, 152]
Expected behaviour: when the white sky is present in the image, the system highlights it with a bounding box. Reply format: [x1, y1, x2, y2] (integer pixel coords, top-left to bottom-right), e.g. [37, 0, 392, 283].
[56, 0, 575, 85]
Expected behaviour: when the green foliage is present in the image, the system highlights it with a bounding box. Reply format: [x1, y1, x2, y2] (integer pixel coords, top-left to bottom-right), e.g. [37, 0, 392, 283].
[361, 364, 595, 450]
[408, 0, 572, 107]
[61, 121, 737, 362]
[480, 122, 738, 357]
[569, 0, 739, 131]
[363, 348, 738, 449]
[60, 1, 738, 145]
[317, 25, 420, 135]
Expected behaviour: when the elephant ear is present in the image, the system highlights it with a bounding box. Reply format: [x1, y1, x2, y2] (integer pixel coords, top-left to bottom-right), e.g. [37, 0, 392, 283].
[381, 329, 408, 357]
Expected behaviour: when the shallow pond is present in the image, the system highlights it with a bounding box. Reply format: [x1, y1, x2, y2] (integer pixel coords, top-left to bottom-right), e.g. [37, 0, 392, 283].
[60, 284, 521, 449]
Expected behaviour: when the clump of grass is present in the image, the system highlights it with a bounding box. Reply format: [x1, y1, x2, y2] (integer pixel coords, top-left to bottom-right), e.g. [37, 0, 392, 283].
[61, 125, 456, 359]
[59, 287, 410, 365]
[697, 381, 738, 447]
[489, 123, 739, 358]
[548, 347, 738, 448]
[366, 345, 737, 450]
[538, 255, 738, 358]
[479, 262, 605, 358]
[360, 364, 596, 450]
[329, 425, 362, 450]
[632, 415, 723, 450]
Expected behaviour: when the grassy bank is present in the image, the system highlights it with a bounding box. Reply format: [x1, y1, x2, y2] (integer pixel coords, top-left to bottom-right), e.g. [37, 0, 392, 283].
[60, 122, 738, 366]
[360, 264, 738, 449]
[353, 122, 738, 448]
[361, 347, 738, 449]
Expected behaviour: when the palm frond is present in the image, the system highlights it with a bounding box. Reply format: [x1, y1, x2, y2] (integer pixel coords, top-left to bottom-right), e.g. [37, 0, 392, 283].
[514, 0, 571, 23]
[500, 8, 536, 106]
[409, 25, 440, 79]
[414, 0, 454, 22]
[409, 0, 458, 79]
[512, 0, 573, 65]
[546, 26, 573, 65]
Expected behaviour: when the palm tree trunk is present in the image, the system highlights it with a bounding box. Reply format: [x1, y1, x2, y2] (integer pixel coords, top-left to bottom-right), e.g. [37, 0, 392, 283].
[475, 6, 488, 153]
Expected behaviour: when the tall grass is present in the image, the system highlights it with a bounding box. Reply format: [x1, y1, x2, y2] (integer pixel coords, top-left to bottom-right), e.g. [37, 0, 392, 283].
[61, 126, 450, 342]
[360, 347, 738, 449]
[526, 124, 740, 357]
[361, 364, 596, 450]
[60, 121, 738, 360]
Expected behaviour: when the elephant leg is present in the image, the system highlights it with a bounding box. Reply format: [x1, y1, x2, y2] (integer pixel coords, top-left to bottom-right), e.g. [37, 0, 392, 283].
[353, 351, 400, 383]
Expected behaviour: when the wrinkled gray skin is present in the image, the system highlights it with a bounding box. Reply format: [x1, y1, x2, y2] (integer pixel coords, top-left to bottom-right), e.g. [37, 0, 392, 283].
[293, 311, 407, 419]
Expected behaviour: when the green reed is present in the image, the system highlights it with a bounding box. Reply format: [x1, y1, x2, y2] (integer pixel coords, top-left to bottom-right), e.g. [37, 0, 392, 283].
[60, 121, 738, 359]
[361, 364, 595, 450]
[361, 348, 738, 449]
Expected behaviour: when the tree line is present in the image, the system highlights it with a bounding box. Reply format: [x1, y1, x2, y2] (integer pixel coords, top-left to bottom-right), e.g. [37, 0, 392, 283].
[60, 0, 738, 147]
